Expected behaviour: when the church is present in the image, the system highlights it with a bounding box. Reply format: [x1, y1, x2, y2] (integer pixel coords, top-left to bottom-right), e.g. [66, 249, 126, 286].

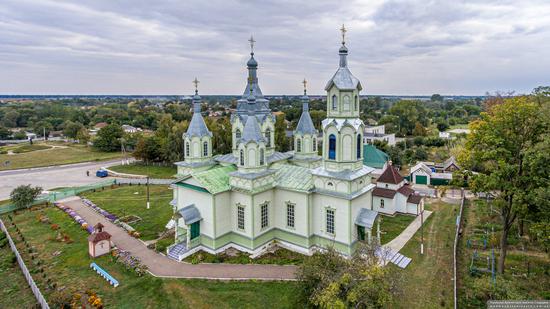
[167, 28, 424, 260]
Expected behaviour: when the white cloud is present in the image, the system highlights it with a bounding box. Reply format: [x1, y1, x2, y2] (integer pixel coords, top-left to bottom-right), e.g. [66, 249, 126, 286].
[0, 0, 549, 95]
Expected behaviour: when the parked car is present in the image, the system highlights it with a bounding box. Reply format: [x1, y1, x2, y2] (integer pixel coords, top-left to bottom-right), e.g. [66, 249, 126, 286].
[96, 169, 108, 178]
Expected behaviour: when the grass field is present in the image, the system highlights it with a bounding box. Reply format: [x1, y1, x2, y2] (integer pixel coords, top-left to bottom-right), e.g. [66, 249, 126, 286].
[380, 214, 416, 245]
[392, 199, 458, 308]
[1, 205, 299, 308]
[81, 185, 173, 241]
[0, 232, 37, 308]
[109, 163, 176, 179]
[0, 142, 124, 170]
[458, 200, 550, 307]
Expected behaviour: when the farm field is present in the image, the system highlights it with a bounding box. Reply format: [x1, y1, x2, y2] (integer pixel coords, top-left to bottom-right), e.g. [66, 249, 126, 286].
[0, 142, 124, 170]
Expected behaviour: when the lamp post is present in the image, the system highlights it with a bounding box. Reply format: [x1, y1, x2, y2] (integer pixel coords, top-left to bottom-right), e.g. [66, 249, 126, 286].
[146, 176, 150, 210]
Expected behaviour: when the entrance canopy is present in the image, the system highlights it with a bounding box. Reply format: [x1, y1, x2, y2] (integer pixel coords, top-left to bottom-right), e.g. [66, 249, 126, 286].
[355, 208, 378, 229]
[175, 204, 202, 225]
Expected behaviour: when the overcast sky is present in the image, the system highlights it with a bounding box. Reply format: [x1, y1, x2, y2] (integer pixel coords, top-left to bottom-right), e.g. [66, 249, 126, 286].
[1, 0, 549, 96]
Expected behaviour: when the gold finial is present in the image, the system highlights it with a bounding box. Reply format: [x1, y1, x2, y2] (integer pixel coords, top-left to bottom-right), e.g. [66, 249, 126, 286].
[302, 78, 308, 95]
[248, 35, 256, 53]
[192, 77, 200, 94]
[340, 24, 347, 44]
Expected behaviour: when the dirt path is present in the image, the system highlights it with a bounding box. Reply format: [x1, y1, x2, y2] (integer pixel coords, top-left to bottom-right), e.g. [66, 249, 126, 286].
[58, 197, 297, 280]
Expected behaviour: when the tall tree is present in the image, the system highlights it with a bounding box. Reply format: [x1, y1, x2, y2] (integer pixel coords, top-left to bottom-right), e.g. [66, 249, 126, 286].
[461, 95, 548, 273]
[10, 185, 42, 209]
[93, 124, 123, 152]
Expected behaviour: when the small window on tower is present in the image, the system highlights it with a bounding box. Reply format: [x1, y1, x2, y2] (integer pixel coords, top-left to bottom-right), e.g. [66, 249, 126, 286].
[354, 95, 358, 111]
[260, 148, 265, 165]
[297, 139, 302, 152]
[240, 150, 244, 166]
[236, 129, 241, 139]
[185, 142, 190, 157]
[265, 129, 271, 147]
[203, 141, 208, 156]
[332, 95, 337, 110]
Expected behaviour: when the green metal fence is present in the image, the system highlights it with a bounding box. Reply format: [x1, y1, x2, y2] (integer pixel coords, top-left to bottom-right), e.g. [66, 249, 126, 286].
[0, 179, 116, 215]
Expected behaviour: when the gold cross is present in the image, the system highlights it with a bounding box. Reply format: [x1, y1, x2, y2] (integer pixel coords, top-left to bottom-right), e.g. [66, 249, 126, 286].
[302, 78, 307, 94]
[192, 77, 199, 92]
[248, 35, 256, 53]
[340, 24, 347, 44]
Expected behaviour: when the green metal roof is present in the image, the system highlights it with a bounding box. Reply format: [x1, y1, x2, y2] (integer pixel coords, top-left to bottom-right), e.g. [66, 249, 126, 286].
[363, 144, 389, 169]
[275, 164, 313, 192]
[191, 165, 237, 194]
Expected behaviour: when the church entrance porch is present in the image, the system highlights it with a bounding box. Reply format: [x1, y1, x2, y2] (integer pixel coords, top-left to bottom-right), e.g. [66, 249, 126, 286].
[169, 204, 203, 260]
[355, 208, 379, 245]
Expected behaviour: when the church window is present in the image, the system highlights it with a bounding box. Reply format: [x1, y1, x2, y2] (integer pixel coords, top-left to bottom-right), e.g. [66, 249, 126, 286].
[354, 95, 358, 111]
[237, 205, 245, 230]
[297, 138, 302, 152]
[260, 148, 265, 165]
[261, 202, 269, 229]
[265, 129, 271, 147]
[326, 208, 335, 234]
[185, 142, 190, 157]
[380, 200, 385, 208]
[328, 134, 336, 160]
[236, 129, 241, 139]
[343, 95, 350, 111]
[240, 150, 244, 165]
[332, 95, 337, 110]
[313, 138, 317, 151]
[203, 141, 208, 156]
[286, 202, 295, 228]
[356, 134, 361, 159]
[327, 182, 334, 188]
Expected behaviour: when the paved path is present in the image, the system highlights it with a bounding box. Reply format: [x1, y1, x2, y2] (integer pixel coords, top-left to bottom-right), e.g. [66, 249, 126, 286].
[59, 197, 297, 280]
[384, 210, 433, 253]
[0, 159, 128, 200]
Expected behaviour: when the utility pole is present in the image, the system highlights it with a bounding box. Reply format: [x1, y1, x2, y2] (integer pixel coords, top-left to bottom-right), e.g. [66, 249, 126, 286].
[146, 176, 150, 210]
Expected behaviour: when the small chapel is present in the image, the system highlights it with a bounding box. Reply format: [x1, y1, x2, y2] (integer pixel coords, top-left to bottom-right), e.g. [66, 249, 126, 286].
[167, 27, 424, 260]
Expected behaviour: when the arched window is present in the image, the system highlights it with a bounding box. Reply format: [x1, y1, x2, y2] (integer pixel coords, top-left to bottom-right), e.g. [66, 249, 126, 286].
[185, 142, 190, 157]
[343, 95, 350, 111]
[240, 149, 244, 166]
[297, 138, 302, 152]
[354, 95, 358, 111]
[203, 141, 208, 156]
[235, 129, 241, 139]
[329, 134, 336, 160]
[357, 134, 361, 159]
[265, 129, 271, 147]
[260, 148, 265, 165]
[331, 95, 337, 111]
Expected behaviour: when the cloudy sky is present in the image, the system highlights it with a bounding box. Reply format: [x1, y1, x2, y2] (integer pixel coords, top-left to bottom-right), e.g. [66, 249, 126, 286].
[1, 0, 549, 95]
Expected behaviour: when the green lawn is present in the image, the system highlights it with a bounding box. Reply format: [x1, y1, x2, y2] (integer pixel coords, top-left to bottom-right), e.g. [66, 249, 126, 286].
[391, 200, 458, 308]
[0, 232, 37, 308]
[109, 163, 176, 179]
[1, 205, 299, 308]
[0, 142, 124, 170]
[458, 200, 550, 307]
[379, 214, 416, 245]
[81, 185, 173, 241]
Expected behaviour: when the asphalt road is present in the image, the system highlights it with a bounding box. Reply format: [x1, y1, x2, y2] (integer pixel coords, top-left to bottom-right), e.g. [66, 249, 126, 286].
[0, 159, 126, 200]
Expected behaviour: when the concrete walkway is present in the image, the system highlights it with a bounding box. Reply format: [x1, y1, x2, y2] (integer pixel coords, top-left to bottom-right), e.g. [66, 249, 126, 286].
[384, 210, 433, 253]
[58, 197, 297, 280]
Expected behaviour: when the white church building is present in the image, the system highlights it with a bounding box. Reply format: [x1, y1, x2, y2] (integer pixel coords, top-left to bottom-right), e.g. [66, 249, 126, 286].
[167, 29, 423, 260]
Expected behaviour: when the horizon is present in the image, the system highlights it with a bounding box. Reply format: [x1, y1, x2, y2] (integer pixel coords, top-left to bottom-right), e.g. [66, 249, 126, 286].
[1, 1, 549, 95]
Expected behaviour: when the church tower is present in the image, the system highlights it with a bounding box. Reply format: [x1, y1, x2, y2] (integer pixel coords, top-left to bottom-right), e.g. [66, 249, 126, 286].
[292, 79, 321, 168]
[321, 25, 364, 172]
[231, 36, 275, 158]
[312, 25, 371, 195]
[176, 78, 215, 176]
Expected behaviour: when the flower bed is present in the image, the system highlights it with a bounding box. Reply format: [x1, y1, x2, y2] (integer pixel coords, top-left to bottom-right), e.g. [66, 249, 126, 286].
[111, 249, 148, 276]
[54, 202, 94, 234]
[81, 198, 140, 238]
[81, 198, 118, 222]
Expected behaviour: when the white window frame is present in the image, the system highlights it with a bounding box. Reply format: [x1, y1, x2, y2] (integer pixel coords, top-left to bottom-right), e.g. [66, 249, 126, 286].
[261, 202, 269, 229]
[286, 202, 295, 228]
[237, 204, 245, 231]
[326, 208, 335, 235]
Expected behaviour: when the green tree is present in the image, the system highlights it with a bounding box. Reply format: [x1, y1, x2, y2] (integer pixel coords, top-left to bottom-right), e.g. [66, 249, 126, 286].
[134, 135, 162, 162]
[412, 122, 427, 136]
[62, 121, 84, 139]
[275, 114, 289, 152]
[33, 121, 53, 139]
[461, 96, 548, 273]
[431, 93, 443, 102]
[76, 128, 90, 145]
[297, 243, 400, 308]
[0, 126, 10, 139]
[93, 124, 123, 152]
[10, 185, 42, 209]
[2, 110, 19, 128]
